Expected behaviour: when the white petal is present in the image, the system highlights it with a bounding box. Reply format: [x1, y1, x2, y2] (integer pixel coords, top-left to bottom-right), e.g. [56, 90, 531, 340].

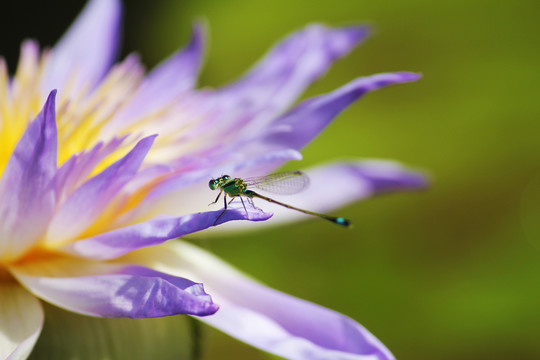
[0, 282, 43, 360]
[124, 241, 394, 360]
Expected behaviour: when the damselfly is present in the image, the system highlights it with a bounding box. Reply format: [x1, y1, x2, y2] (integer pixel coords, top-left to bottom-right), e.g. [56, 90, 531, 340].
[209, 171, 351, 227]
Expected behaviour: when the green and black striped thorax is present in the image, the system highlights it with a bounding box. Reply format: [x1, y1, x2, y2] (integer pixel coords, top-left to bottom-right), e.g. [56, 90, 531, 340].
[208, 175, 249, 196]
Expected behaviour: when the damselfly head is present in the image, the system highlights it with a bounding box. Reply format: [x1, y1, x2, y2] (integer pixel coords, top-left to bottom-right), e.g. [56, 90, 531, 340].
[209, 179, 219, 190]
[209, 175, 232, 190]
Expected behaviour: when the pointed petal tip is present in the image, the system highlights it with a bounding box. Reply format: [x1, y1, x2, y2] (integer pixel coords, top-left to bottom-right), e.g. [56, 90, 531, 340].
[45, 89, 57, 105]
[351, 160, 429, 193]
[42, 90, 58, 139]
[179, 20, 205, 58]
[394, 71, 422, 82]
[186, 21, 206, 66]
[145, 133, 159, 143]
[405, 168, 429, 188]
[302, 23, 371, 58]
[344, 71, 422, 94]
[191, 19, 207, 39]
[132, 134, 158, 155]
[306, 23, 370, 42]
[43, 89, 57, 116]
[341, 24, 371, 41]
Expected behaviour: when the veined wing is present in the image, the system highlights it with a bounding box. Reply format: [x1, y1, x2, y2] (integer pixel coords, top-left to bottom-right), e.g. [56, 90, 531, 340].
[244, 171, 310, 195]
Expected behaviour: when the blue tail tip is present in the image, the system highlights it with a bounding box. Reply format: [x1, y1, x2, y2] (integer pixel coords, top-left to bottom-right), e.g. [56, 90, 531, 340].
[335, 217, 351, 227]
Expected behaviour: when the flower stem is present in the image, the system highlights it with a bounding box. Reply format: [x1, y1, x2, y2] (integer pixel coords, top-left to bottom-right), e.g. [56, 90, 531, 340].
[188, 316, 203, 360]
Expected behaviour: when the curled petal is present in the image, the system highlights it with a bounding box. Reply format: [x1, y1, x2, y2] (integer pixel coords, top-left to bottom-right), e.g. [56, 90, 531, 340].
[0, 283, 44, 360]
[42, 0, 122, 94]
[11, 261, 218, 318]
[62, 208, 272, 260]
[0, 91, 57, 260]
[254, 72, 421, 152]
[46, 135, 156, 245]
[125, 240, 395, 360]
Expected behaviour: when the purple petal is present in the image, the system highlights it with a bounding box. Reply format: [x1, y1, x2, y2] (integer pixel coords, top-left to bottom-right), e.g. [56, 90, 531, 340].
[0, 91, 57, 260]
[46, 135, 156, 245]
[285, 160, 427, 211]
[61, 208, 272, 260]
[0, 283, 44, 359]
[54, 136, 126, 201]
[11, 262, 218, 318]
[129, 240, 395, 360]
[41, 0, 122, 95]
[346, 160, 428, 193]
[217, 25, 369, 121]
[255, 72, 421, 152]
[104, 23, 206, 135]
[137, 23, 205, 96]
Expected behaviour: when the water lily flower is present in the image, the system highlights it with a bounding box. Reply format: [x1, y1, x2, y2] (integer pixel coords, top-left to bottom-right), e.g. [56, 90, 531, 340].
[0, 0, 425, 359]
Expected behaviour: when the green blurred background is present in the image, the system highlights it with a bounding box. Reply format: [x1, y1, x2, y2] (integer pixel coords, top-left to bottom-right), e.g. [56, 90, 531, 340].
[7, 0, 540, 359]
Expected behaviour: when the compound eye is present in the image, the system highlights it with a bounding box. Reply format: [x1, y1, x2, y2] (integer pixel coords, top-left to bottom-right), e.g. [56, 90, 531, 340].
[223, 175, 230, 180]
[209, 179, 218, 190]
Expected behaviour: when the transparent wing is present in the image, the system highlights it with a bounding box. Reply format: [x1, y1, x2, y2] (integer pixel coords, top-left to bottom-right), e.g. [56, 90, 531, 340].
[244, 171, 310, 195]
